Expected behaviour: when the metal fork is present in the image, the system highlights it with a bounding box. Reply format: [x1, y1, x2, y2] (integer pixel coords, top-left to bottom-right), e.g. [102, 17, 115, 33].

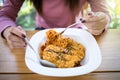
[22, 34, 56, 67]
[57, 22, 80, 36]
[58, 19, 88, 36]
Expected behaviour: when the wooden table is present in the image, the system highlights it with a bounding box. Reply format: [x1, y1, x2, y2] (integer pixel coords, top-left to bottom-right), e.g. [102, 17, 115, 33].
[0, 29, 120, 80]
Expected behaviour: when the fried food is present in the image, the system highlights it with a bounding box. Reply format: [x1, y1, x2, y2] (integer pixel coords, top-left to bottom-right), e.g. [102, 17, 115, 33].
[40, 29, 85, 68]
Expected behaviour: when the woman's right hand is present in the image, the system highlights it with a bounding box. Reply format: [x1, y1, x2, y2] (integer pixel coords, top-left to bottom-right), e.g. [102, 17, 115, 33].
[3, 26, 26, 48]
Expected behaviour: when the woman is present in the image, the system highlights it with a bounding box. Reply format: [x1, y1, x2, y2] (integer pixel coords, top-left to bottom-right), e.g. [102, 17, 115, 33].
[0, 0, 110, 48]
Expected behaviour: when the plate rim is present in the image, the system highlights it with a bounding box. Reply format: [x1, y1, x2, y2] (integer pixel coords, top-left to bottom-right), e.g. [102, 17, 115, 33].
[25, 28, 102, 77]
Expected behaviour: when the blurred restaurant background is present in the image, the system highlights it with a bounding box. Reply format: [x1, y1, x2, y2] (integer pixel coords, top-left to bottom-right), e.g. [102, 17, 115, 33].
[0, 0, 120, 30]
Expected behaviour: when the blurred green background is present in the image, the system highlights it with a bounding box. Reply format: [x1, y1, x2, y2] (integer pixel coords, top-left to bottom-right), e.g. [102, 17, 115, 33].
[8, 0, 120, 30]
[16, 1, 36, 30]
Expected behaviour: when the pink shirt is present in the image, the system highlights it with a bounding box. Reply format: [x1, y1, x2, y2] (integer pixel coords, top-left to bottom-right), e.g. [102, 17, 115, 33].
[0, 0, 110, 33]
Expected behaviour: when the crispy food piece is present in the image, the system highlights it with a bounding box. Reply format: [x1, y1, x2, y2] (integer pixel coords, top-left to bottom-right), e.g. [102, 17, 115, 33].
[40, 29, 85, 68]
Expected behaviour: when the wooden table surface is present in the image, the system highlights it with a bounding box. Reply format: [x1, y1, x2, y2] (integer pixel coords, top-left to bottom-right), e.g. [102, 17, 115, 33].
[0, 29, 120, 80]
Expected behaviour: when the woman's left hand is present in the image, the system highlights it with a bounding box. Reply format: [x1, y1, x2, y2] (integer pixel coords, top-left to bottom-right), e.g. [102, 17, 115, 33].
[82, 12, 108, 35]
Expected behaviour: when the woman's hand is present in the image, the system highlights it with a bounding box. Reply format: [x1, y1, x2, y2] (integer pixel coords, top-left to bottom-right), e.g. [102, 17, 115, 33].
[82, 12, 108, 35]
[3, 26, 26, 48]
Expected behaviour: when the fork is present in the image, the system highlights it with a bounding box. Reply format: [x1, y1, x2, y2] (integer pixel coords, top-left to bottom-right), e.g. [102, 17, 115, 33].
[57, 19, 87, 36]
[57, 22, 80, 36]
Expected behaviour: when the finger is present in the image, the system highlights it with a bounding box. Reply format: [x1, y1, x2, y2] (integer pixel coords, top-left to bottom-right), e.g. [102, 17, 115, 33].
[86, 12, 95, 18]
[11, 41, 26, 48]
[7, 33, 26, 48]
[88, 28, 104, 35]
[84, 19, 107, 30]
[8, 33, 24, 42]
[7, 38, 26, 49]
[10, 27, 25, 38]
[17, 26, 26, 35]
[17, 26, 22, 30]
[85, 16, 105, 23]
[84, 12, 106, 22]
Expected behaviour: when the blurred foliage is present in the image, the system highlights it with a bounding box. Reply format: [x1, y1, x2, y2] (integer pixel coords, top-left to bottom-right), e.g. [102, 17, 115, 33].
[107, 0, 120, 29]
[16, 1, 36, 30]
[16, 0, 120, 30]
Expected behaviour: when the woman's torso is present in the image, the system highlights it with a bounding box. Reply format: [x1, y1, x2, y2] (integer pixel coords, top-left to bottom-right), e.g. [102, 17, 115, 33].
[36, 0, 86, 28]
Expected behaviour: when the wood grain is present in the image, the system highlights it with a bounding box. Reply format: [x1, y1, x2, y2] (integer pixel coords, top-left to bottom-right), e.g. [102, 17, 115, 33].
[0, 73, 120, 80]
[0, 29, 120, 80]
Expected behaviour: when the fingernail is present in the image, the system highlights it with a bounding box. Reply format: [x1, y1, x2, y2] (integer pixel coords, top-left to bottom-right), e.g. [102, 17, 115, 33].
[24, 44, 26, 47]
[80, 18, 82, 21]
[80, 18, 86, 23]
[22, 34, 26, 38]
[81, 20, 86, 23]
[88, 13, 92, 15]
[25, 42, 27, 45]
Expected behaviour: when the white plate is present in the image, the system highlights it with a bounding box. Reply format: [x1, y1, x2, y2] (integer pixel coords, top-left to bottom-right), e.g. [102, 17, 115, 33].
[25, 28, 102, 77]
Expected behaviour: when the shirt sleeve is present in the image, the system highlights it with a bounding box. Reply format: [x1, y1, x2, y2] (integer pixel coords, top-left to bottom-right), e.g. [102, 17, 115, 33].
[87, 0, 111, 28]
[0, 0, 24, 33]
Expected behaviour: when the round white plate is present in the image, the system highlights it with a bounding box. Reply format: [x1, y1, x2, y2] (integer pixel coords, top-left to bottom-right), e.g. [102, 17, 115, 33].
[25, 28, 102, 77]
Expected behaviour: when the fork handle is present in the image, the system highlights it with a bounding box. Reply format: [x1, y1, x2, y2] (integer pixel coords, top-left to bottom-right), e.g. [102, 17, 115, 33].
[59, 22, 80, 35]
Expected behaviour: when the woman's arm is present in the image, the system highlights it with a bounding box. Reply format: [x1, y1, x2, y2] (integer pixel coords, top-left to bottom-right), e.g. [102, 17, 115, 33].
[0, 0, 24, 33]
